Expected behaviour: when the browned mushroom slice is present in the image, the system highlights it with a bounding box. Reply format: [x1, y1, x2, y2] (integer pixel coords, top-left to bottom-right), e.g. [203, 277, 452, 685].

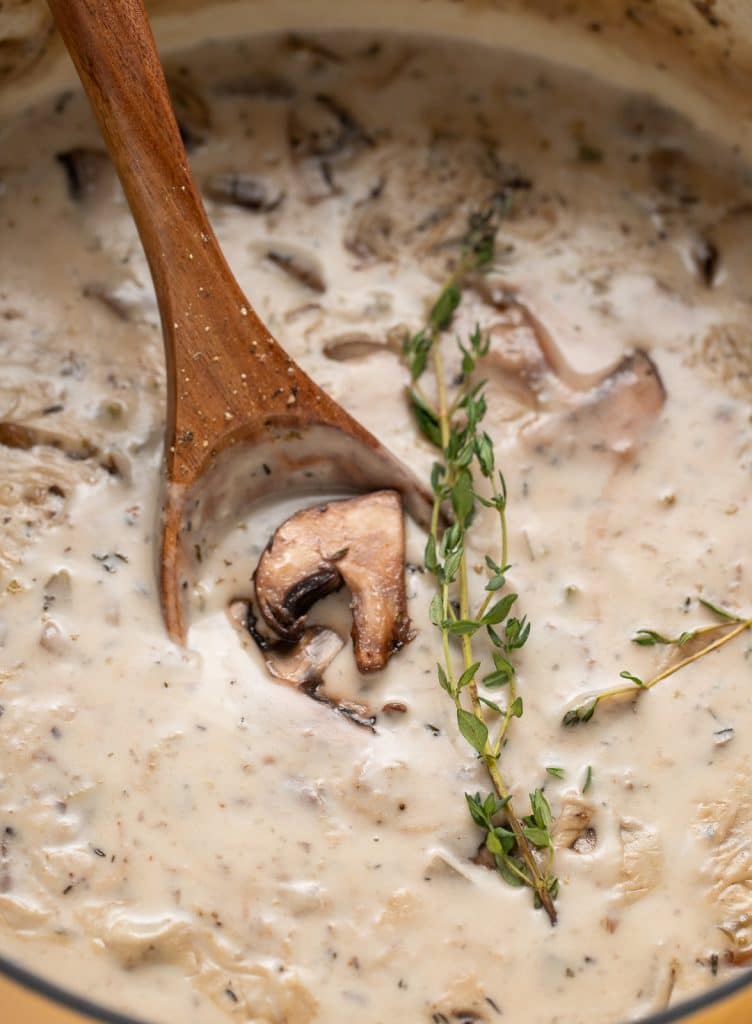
[166, 71, 211, 151]
[344, 201, 396, 264]
[56, 147, 111, 202]
[43, 570, 73, 613]
[481, 308, 559, 411]
[254, 490, 412, 672]
[477, 287, 665, 449]
[205, 173, 285, 213]
[323, 333, 390, 361]
[524, 349, 666, 453]
[287, 93, 371, 200]
[264, 626, 344, 688]
[573, 349, 666, 446]
[0, 420, 99, 460]
[227, 600, 375, 730]
[0, 420, 128, 479]
[472, 281, 611, 392]
[472, 282, 667, 450]
[265, 247, 326, 293]
[83, 278, 156, 322]
[288, 94, 368, 161]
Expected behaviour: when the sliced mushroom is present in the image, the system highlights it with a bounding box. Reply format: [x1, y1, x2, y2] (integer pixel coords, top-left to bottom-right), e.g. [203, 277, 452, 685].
[529, 349, 666, 454]
[480, 308, 556, 412]
[287, 93, 370, 200]
[300, 677, 376, 730]
[323, 333, 390, 361]
[553, 793, 597, 853]
[254, 490, 412, 673]
[83, 278, 157, 323]
[472, 283, 666, 453]
[205, 173, 285, 213]
[712, 726, 736, 747]
[227, 600, 375, 730]
[473, 280, 609, 392]
[344, 202, 396, 263]
[166, 72, 210, 151]
[264, 625, 343, 687]
[55, 148, 111, 202]
[0, 420, 99, 460]
[0, 420, 128, 479]
[265, 246, 326, 293]
[288, 94, 368, 161]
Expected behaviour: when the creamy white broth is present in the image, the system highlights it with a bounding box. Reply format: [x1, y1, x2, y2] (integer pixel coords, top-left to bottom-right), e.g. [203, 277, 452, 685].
[1, 29, 752, 1024]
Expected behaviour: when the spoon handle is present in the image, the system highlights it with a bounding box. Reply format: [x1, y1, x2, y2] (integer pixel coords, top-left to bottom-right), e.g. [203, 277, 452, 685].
[47, 0, 295, 476]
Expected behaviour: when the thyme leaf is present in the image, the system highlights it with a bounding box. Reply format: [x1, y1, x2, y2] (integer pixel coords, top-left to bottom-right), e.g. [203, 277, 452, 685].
[563, 600, 752, 726]
[404, 202, 558, 924]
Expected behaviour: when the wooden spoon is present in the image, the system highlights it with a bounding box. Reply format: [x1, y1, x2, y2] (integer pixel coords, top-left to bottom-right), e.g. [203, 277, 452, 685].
[47, 0, 432, 641]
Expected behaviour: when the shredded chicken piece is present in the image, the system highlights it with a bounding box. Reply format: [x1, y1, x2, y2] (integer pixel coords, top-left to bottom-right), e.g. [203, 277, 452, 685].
[618, 818, 664, 904]
[696, 776, 752, 962]
[81, 906, 318, 1023]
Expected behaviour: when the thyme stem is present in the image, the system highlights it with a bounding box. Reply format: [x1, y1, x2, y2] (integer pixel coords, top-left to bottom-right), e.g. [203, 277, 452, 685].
[484, 755, 556, 921]
[405, 198, 558, 924]
[564, 609, 752, 726]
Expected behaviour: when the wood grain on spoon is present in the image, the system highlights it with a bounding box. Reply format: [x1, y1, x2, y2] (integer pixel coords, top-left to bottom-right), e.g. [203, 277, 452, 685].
[46, 0, 431, 641]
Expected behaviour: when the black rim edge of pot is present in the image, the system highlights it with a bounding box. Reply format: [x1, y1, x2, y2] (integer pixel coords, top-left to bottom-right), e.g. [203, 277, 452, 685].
[1, 948, 750, 1024]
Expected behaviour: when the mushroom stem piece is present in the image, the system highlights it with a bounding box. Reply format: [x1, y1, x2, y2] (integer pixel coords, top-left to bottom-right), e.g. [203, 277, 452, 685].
[254, 491, 412, 672]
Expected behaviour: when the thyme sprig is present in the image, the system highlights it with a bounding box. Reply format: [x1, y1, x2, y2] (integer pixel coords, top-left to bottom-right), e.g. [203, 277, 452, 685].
[404, 201, 558, 924]
[563, 599, 752, 726]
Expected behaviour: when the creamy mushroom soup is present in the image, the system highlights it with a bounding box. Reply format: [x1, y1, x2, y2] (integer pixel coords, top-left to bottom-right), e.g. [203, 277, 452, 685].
[1, 30, 751, 1024]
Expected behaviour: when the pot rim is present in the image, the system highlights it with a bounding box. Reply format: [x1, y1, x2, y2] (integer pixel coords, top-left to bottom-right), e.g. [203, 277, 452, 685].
[1, 948, 750, 1024]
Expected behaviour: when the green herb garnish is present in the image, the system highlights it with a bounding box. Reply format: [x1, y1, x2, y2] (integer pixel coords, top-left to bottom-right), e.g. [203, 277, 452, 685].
[404, 200, 558, 924]
[563, 599, 752, 726]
